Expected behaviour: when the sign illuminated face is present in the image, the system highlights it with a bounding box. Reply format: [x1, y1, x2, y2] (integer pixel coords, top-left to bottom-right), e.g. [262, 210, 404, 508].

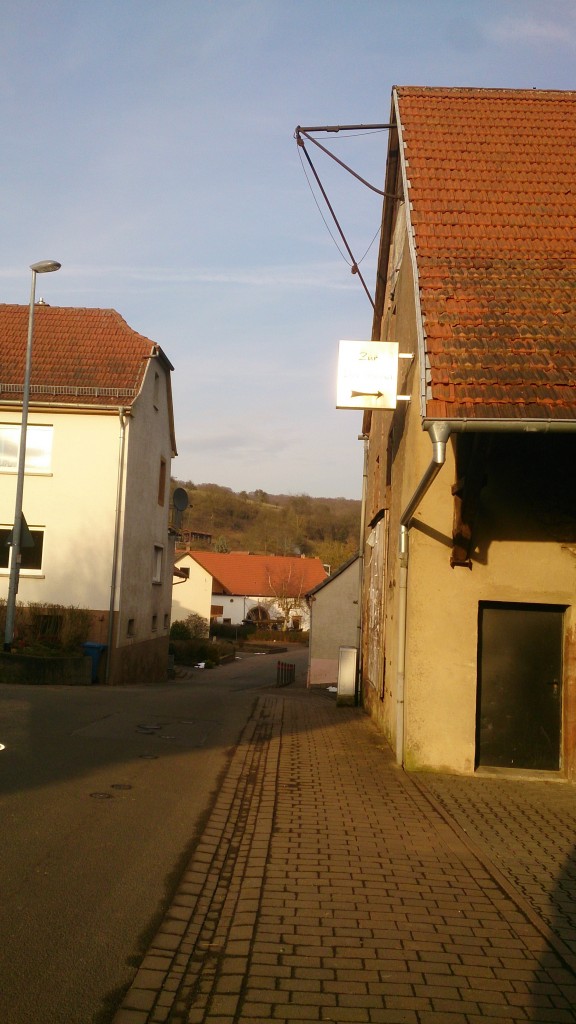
[336, 340, 399, 410]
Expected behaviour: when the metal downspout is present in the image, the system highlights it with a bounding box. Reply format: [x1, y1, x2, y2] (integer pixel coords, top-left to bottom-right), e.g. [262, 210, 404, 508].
[356, 435, 369, 702]
[396, 422, 451, 765]
[106, 408, 128, 682]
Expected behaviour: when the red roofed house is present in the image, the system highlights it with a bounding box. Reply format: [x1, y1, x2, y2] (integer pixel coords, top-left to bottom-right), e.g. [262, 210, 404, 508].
[0, 305, 177, 684]
[172, 550, 328, 631]
[361, 87, 576, 777]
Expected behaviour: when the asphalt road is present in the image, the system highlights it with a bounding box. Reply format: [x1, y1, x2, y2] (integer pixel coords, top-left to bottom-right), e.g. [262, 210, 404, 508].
[0, 645, 309, 1024]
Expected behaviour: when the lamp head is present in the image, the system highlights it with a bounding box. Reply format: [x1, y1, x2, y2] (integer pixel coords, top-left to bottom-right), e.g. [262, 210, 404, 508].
[30, 260, 61, 274]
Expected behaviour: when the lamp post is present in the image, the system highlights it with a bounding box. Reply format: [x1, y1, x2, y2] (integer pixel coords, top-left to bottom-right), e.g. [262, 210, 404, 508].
[4, 260, 61, 652]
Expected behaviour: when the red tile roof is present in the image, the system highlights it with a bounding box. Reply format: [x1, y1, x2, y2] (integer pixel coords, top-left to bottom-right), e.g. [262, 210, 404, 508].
[0, 305, 172, 408]
[393, 86, 576, 421]
[183, 551, 328, 597]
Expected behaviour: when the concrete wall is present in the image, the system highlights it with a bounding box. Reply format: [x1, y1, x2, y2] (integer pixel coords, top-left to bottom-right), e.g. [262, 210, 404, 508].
[117, 356, 175, 663]
[0, 651, 92, 686]
[308, 559, 359, 686]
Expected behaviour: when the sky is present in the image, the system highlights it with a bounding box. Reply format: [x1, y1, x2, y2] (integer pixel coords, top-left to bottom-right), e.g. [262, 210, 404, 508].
[1, 0, 575, 499]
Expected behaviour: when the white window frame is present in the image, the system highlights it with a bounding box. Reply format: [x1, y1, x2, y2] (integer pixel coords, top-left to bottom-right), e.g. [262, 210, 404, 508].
[0, 525, 45, 575]
[0, 424, 53, 474]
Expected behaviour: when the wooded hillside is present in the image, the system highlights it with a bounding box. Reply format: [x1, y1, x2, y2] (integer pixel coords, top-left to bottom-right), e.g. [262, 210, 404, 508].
[171, 480, 361, 572]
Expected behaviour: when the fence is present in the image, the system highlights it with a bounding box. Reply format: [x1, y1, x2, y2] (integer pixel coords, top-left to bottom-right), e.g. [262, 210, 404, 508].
[276, 660, 295, 687]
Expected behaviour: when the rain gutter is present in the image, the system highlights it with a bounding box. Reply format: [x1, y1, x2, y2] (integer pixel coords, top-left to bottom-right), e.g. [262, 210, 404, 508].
[106, 407, 129, 682]
[356, 434, 369, 701]
[396, 421, 451, 765]
[423, 417, 576, 435]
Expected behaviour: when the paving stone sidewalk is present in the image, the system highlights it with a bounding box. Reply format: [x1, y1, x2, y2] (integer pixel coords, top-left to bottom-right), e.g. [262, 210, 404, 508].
[112, 687, 576, 1024]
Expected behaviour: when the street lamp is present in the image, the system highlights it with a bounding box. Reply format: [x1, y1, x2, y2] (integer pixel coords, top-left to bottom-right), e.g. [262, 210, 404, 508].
[4, 260, 61, 652]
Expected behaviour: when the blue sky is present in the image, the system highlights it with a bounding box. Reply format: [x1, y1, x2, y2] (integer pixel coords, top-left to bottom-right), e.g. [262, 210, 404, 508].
[1, 0, 575, 498]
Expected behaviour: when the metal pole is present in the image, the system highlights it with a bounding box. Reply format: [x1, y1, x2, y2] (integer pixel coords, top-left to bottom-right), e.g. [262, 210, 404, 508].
[4, 261, 60, 652]
[4, 270, 38, 650]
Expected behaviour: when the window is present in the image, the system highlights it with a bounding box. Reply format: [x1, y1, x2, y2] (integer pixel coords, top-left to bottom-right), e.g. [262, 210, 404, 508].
[0, 425, 53, 473]
[151, 614, 158, 632]
[153, 372, 160, 409]
[163, 613, 169, 629]
[127, 618, 135, 637]
[158, 458, 167, 505]
[152, 545, 164, 584]
[0, 527, 44, 571]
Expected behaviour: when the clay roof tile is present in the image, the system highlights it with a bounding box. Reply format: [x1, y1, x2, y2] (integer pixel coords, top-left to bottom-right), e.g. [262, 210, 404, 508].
[394, 87, 576, 420]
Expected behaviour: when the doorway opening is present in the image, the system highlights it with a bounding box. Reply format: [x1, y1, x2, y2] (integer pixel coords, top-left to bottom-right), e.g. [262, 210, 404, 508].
[476, 601, 564, 771]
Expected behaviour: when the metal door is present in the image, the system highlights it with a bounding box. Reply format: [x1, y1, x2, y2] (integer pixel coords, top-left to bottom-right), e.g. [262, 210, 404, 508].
[477, 602, 563, 771]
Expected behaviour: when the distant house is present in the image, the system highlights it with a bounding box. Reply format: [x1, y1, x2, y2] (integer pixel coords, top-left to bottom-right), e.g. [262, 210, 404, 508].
[360, 87, 576, 777]
[172, 551, 328, 631]
[307, 555, 359, 687]
[172, 551, 213, 627]
[0, 304, 177, 684]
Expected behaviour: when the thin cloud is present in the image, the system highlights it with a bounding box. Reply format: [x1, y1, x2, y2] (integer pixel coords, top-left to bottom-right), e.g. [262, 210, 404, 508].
[487, 13, 576, 48]
[17, 263, 362, 293]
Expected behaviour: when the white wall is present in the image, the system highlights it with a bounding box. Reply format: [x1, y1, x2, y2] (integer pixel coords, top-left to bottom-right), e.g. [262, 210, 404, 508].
[171, 555, 212, 625]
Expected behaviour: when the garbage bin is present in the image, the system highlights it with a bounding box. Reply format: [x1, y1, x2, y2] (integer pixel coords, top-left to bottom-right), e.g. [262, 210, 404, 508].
[82, 642, 107, 684]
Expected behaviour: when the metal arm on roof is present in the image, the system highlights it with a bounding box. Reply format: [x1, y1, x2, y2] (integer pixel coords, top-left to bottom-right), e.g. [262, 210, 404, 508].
[297, 134, 375, 310]
[297, 127, 387, 198]
[295, 125, 402, 201]
[295, 123, 403, 310]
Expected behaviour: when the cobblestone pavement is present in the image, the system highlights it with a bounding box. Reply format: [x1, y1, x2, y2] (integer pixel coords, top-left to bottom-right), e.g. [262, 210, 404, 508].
[112, 687, 576, 1024]
[414, 771, 576, 965]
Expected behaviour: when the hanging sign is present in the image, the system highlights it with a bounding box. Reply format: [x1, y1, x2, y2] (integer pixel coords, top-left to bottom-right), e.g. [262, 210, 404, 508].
[336, 340, 399, 410]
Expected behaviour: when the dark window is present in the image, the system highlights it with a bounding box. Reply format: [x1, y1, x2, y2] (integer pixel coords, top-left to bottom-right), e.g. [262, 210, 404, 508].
[0, 527, 44, 570]
[158, 458, 167, 505]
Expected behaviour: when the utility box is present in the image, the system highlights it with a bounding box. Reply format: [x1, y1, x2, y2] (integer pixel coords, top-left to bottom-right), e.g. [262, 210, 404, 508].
[337, 645, 357, 706]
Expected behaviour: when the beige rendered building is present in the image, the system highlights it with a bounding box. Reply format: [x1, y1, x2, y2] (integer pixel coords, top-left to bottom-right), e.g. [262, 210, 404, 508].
[0, 305, 177, 684]
[360, 88, 576, 778]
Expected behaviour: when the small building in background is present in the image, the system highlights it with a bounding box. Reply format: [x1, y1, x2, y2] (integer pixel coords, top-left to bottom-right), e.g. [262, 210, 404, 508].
[306, 554, 359, 687]
[171, 550, 328, 632]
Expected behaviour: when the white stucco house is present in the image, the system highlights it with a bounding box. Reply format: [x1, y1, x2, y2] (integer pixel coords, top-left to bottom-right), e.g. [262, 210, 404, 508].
[172, 550, 328, 631]
[0, 304, 177, 684]
[172, 551, 213, 626]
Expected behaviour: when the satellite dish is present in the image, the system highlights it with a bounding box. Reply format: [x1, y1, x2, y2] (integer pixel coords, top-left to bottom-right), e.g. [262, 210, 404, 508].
[172, 487, 189, 512]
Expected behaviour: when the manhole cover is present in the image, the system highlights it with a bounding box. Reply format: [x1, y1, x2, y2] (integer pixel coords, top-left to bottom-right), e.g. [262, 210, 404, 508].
[90, 792, 113, 800]
[111, 783, 133, 790]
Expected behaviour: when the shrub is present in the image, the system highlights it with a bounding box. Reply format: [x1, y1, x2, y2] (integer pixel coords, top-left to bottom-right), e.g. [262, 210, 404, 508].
[0, 601, 92, 653]
[170, 613, 209, 641]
